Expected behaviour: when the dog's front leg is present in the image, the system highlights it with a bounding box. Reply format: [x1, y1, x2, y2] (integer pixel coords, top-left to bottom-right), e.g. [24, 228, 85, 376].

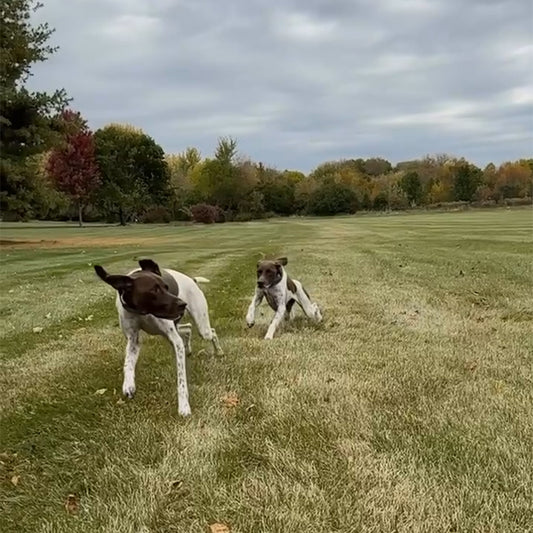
[123, 330, 140, 398]
[177, 323, 193, 356]
[167, 326, 191, 417]
[264, 304, 286, 340]
[246, 289, 264, 327]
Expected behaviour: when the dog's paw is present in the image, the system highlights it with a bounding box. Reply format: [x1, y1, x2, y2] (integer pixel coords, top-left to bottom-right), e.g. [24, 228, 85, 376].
[264, 333, 274, 340]
[313, 304, 323, 323]
[122, 383, 136, 399]
[178, 403, 192, 417]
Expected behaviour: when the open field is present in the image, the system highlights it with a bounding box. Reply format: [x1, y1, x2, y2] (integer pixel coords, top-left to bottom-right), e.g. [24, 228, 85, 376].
[1, 209, 532, 533]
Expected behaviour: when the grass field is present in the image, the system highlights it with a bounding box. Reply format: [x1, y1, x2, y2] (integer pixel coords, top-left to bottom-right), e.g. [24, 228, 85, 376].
[1, 209, 532, 533]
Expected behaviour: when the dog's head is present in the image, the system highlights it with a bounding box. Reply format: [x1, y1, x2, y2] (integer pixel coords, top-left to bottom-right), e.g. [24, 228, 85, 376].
[256, 257, 287, 289]
[94, 259, 186, 320]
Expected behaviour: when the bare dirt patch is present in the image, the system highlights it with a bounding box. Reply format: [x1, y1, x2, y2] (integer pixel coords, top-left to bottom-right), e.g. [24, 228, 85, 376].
[0, 236, 163, 249]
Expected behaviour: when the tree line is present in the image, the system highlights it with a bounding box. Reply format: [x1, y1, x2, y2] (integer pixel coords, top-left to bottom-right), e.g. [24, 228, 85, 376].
[2, 1, 532, 225]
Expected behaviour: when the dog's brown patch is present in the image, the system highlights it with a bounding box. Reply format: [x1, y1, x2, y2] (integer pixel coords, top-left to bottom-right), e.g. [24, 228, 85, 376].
[265, 291, 279, 311]
[287, 277, 297, 294]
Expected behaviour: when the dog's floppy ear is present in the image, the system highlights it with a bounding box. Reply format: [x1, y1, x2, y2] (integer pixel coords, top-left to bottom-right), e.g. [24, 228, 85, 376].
[94, 265, 133, 291]
[275, 257, 288, 266]
[138, 258, 162, 276]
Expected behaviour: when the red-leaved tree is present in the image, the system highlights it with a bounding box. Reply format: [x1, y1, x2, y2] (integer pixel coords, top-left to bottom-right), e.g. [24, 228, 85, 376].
[47, 111, 101, 226]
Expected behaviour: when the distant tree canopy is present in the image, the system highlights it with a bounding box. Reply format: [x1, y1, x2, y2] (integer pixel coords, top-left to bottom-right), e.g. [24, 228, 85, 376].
[0, 0, 70, 220]
[0, 1, 530, 224]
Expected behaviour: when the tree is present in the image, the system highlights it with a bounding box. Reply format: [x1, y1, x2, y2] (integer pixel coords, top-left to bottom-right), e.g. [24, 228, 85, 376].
[46, 111, 100, 226]
[166, 147, 203, 219]
[452, 162, 482, 202]
[195, 138, 256, 211]
[364, 157, 392, 176]
[214, 136, 238, 164]
[494, 162, 532, 200]
[93, 124, 170, 224]
[0, 0, 70, 219]
[399, 171, 423, 206]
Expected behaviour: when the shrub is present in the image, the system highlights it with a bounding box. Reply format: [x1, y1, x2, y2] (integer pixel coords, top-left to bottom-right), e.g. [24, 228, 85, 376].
[140, 205, 172, 223]
[306, 182, 358, 216]
[190, 203, 219, 224]
[373, 193, 388, 211]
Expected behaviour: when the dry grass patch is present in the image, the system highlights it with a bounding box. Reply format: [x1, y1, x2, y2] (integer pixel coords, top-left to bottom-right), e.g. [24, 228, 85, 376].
[1, 209, 532, 533]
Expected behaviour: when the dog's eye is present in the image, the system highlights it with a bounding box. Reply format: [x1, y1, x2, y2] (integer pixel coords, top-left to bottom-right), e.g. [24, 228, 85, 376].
[164, 284, 169, 290]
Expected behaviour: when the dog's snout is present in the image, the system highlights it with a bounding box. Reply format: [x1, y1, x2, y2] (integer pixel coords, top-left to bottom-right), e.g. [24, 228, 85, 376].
[257, 281, 265, 288]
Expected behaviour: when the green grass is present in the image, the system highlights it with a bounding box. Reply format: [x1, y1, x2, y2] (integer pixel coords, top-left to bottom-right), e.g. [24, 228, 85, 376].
[1, 209, 532, 533]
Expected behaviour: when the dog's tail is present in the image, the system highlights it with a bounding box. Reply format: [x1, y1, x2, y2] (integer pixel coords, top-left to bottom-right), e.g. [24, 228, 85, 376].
[193, 276, 210, 284]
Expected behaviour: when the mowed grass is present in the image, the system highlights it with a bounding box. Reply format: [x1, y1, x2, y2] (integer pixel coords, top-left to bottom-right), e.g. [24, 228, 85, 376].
[0, 209, 532, 533]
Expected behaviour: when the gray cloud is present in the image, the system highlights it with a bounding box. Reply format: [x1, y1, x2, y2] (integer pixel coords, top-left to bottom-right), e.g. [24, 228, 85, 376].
[29, 0, 532, 171]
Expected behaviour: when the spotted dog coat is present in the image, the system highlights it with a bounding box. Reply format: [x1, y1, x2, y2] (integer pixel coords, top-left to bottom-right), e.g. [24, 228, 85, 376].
[94, 259, 222, 417]
[246, 257, 322, 340]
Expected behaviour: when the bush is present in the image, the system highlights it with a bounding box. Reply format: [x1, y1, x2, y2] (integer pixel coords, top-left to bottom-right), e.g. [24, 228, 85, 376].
[307, 182, 358, 216]
[373, 193, 388, 211]
[140, 205, 172, 223]
[190, 203, 219, 224]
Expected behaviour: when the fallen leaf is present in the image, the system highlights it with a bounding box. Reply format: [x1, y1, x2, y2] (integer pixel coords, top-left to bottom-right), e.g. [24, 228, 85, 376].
[8, 289, 14, 293]
[10, 475, 20, 486]
[465, 361, 478, 372]
[85, 314, 93, 321]
[116, 398, 125, 405]
[94, 388, 107, 395]
[170, 479, 183, 490]
[65, 493, 79, 515]
[32, 327, 43, 333]
[209, 523, 230, 533]
[221, 392, 240, 408]
[45, 312, 52, 319]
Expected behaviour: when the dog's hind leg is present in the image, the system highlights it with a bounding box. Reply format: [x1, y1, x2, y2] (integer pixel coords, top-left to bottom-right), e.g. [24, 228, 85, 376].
[294, 281, 322, 323]
[188, 305, 224, 355]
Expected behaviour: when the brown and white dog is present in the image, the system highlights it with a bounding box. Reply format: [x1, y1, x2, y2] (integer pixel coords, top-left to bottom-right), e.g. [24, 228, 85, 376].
[94, 259, 222, 416]
[246, 257, 322, 339]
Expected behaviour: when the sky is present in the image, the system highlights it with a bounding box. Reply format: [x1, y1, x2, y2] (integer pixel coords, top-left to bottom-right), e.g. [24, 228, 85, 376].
[29, 0, 532, 172]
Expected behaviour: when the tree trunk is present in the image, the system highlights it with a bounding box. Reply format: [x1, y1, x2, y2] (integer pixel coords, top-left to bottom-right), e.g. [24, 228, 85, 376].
[119, 206, 126, 226]
[78, 202, 83, 227]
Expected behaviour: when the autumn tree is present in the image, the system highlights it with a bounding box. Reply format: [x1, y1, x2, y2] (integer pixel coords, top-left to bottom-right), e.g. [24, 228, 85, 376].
[0, 0, 70, 219]
[493, 161, 532, 200]
[195, 137, 256, 211]
[46, 111, 100, 226]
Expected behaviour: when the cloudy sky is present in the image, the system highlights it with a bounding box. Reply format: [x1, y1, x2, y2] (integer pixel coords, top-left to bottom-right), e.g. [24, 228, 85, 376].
[30, 0, 532, 172]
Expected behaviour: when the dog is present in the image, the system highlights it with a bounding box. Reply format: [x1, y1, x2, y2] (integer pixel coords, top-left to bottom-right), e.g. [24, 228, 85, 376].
[94, 258, 222, 416]
[246, 257, 322, 339]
